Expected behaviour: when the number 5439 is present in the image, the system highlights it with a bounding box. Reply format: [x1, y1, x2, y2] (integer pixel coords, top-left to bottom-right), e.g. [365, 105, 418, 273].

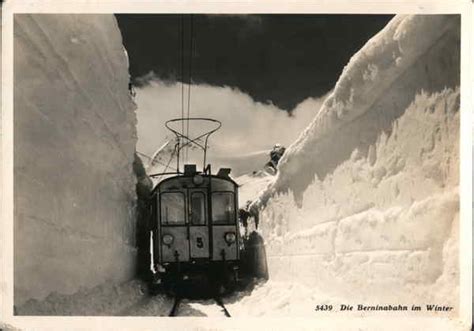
[314, 304, 333, 311]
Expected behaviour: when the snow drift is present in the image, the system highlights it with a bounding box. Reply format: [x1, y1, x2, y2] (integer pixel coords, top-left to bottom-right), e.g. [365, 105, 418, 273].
[267, 15, 459, 203]
[14, 14, 138, 307]
[254, 14, 460, 311]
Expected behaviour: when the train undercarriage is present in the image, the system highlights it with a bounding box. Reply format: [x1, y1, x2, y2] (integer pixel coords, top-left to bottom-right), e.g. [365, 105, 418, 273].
[148, 230, 268, 300]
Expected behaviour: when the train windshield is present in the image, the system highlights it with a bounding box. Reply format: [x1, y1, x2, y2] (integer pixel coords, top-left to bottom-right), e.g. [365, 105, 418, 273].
[190, 192, 206, 225]
[160, 192, 185, 225]
[211, 192, 235, 224]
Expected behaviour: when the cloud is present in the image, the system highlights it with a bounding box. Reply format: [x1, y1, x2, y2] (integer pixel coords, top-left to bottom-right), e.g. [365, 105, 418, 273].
[135, 77, 330, 174]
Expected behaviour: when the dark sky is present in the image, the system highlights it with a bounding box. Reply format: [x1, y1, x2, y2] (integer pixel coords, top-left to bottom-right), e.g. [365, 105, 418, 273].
[116, 14, 393, 111]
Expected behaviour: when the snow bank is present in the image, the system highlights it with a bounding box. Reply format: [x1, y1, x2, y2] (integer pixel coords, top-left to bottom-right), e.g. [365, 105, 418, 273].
[257, 15, 460, 310]
[14, 14, 138, 307]
[266, 15, 460, 203]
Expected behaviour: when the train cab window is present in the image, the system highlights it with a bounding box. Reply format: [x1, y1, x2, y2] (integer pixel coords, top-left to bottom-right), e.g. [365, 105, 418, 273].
[211, 192, 235, 224]
[190, 192, 206, 225]
[160, 192, 185, 225]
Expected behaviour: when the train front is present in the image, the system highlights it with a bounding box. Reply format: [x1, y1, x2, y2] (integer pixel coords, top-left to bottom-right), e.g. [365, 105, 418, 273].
[151, 165, 240, 295]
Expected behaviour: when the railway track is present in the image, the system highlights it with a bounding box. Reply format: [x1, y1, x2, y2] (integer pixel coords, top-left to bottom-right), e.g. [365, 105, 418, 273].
[168, 296, 231, 317]
[214, 296, 231, 317]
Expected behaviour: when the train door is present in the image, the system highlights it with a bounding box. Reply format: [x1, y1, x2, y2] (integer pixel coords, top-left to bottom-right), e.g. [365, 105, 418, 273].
[159, 191, 190, 262]
[188, 189, 210, 259]
[211, 191, 239, 261]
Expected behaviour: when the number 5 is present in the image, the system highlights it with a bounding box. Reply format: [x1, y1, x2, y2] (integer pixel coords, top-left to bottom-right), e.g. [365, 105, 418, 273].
[197, 237, 203, 248]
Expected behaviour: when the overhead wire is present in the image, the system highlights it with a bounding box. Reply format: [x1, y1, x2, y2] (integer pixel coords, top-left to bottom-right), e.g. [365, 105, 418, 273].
[180, 14, 185, 168]
[150, 15, 196, 177]
[186, 14, 195, 163]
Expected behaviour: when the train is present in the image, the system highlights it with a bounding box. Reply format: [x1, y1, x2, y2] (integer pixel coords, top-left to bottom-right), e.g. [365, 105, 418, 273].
[150, 164, 241, 294]
[147, 118, 267, 296]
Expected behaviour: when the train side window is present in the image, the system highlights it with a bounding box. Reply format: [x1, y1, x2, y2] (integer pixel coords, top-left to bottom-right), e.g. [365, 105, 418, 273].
[160, 192, 185, 225]
[211, 192, 235, 224]
[190, 192, 206, 225]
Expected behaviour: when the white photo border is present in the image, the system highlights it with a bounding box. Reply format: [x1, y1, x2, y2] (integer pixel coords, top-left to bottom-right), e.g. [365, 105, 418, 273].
[1, 1, 472, 330]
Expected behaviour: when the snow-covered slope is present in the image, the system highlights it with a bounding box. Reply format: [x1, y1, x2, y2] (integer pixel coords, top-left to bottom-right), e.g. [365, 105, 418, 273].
[267, 15, 459, 203]
[255, 15, 460, 311]
[236, 172, 275, 208]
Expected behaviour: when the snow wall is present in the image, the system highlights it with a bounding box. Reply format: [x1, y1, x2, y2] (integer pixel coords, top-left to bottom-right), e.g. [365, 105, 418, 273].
[14, 15, 138, 307]
[259, 15, 460, 307]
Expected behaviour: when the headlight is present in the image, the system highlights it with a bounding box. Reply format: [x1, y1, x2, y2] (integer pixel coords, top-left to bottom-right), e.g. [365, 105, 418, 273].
[192, 174, 204, 185]
[162, 234, 174, 245]
[224, 232, 236, 244]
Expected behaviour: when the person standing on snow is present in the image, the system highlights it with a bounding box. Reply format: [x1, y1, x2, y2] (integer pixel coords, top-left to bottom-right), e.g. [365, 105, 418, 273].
[239, 200, 260, 237]
[270, 143, 286, 163]
[250, 203, 260, 230]
[238, 202, 251, 238]
[268, 143, 286, 172]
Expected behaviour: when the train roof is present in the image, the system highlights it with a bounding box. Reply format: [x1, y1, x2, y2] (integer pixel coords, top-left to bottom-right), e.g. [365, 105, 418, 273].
[150, 164, 238, 194]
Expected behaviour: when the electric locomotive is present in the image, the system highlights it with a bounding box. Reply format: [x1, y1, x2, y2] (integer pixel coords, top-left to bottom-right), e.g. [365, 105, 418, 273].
[149, 118, 241, 293]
